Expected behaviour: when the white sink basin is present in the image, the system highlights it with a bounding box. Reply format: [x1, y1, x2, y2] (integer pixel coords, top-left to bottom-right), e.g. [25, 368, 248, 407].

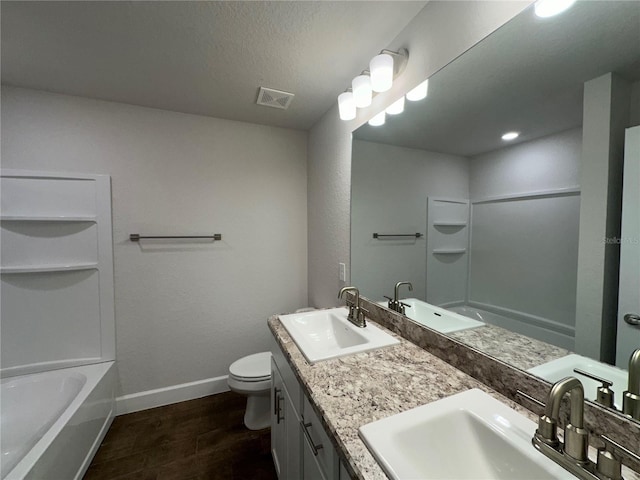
[400, 298, 484, 333]
[279, 307, 400, 364]
[528, 354, 628, 409]
[359, 389, 572, 480]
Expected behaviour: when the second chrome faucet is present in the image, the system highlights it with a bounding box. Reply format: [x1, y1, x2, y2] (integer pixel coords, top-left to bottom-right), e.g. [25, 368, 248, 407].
[384, 281, 413, 315]
[338, 286, 367, 328]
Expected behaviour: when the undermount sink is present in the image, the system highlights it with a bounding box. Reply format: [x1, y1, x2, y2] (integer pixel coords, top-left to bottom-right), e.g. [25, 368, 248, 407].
[279, 307, 400, 364]
[359, 389, 572, 480]
[528, 354, 628, 409]
[399, 298, 485, 333]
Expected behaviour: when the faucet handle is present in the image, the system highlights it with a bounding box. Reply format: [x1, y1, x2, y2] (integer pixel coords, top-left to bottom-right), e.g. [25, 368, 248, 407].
[596, 443, 623, 480]
[574, 368, 615, 409]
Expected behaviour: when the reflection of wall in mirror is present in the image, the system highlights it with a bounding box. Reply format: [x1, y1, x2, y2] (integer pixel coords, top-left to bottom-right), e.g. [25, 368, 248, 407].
[351, 128, 582, 349]
[351, 140, 468, 302]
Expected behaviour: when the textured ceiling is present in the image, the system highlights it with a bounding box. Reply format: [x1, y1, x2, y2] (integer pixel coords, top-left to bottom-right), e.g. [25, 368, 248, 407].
[1, 1, 427, 130]
[354, 1, 640, 157]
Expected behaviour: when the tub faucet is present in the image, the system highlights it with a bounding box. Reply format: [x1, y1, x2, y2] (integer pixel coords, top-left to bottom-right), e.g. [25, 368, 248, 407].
[623, 348, 640, 420]
[338, 286, 367, 328]
[384, 281, 413, 315]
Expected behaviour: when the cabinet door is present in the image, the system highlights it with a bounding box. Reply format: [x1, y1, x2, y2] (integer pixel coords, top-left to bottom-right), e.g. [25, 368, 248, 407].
[271, 359, 286, 478]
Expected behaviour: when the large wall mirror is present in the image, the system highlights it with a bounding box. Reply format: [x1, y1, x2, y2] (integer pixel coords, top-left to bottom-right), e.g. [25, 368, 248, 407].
[351, 1, 640, 422]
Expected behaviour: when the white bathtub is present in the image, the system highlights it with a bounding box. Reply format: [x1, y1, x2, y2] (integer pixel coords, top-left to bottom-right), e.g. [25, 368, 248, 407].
[1, 362, 115, 480]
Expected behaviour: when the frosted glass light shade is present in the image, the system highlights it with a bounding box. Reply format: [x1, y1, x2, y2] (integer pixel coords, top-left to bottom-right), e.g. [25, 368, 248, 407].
[386, 96, 405, 115]
[370, 53, 394, 93]
[534, 0, 576, 17]
[352, 75, 372, 108]
[368, 111, 385, 127]
[406, 79, 429, 101]
[338, 92, 356, 121]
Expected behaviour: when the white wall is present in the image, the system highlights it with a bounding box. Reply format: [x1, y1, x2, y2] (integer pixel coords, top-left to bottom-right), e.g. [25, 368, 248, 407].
[308, 1, 532, 308]
[468, 128, 582, 348]
[351, 140, 468, 302]
[1, 86, 308, 399]
[469, 128, 582, 199]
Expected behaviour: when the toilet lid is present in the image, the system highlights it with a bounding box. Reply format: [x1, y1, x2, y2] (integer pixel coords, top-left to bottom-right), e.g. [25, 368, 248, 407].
[229, 352, 271, 381]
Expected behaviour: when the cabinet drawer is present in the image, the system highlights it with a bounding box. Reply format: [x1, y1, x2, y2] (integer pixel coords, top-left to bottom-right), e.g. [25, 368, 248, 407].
[270, 335, 302, 412]
[302, 395, 336, 479]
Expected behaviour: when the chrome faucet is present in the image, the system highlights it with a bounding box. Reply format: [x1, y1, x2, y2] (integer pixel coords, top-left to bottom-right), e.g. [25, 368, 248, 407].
[338, 286, 367, 328]
[623, 348, 640, 420]
[384, 281, 413, 314]
[531, 377, 605, 479]
[535, 377, 589, 464]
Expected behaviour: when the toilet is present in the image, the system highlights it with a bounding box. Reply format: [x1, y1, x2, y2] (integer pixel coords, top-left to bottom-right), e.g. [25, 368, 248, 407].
[228, 351, 272, 430]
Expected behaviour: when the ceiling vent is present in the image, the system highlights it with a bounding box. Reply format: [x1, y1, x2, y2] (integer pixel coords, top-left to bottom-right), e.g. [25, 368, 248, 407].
[256, 87, 295, 110]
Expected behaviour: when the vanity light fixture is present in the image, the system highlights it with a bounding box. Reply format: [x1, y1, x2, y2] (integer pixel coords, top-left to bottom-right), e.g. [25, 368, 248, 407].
[534, 0, 576, 18]
[370, 53, 394, 93]
[337, 49, 409, 121]
[386, 96, 405, 115]
[338, 90, 356, 121]
[406, 78, 429, 101]
[368, 111, 386, 127]
[501, 131, 520, 141]
[352, 74, 373, 108]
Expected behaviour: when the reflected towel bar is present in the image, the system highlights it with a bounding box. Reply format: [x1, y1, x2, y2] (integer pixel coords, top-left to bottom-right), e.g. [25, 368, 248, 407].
[130, 234, 222, 241]
[373, 233, 422, 239]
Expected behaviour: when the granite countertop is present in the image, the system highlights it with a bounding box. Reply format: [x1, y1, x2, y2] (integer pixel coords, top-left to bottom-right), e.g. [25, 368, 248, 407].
[269, 314, 640, 480]
[268, 315, 541, 480]
[449, 323, 569, 371]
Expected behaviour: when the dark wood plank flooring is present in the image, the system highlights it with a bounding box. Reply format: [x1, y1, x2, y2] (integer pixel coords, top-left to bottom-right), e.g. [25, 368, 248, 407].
[84, 391, 277, 480]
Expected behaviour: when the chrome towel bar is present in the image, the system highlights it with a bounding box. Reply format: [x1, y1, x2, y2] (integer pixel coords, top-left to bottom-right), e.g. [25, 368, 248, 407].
[373, 233, 422, 239]
[129, 234, 222, 241]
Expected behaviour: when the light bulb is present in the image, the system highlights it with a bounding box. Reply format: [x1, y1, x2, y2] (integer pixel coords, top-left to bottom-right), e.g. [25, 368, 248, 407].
[501, 131, 520, 141]
[406, 78, 429, 101]
[338, 92, 356, 121]
[370, 53, 394, 93]
[368, 111, 385, 127]
[386, 96, 405, 115]
[352, 75, 372, 108]
[534, 0, 576, 18]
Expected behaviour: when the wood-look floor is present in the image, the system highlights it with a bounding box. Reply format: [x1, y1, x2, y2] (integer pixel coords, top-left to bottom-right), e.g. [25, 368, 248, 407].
[84, 392, 277, 480]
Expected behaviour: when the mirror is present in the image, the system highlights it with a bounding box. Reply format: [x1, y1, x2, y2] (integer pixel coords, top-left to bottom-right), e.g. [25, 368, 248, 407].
[351, 1, 640, 420]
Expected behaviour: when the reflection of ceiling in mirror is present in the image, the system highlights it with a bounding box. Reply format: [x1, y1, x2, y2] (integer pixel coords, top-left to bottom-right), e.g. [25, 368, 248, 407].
[354, 1, 640, 157]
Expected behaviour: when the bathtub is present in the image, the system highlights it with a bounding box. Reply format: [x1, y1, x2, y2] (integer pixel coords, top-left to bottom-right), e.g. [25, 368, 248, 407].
[1, 362, 115, 480]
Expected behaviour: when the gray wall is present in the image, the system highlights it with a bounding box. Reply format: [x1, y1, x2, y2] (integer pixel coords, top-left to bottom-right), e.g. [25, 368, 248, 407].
[351, 140, 469, 302]
[308, 0, 532, 308]
[468, 128, 582, 348]
[1, 86, 308, 398]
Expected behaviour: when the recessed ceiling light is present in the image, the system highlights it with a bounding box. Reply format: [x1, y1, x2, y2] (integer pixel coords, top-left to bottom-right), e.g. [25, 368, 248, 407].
[534, 0, 576, 18]
[501, 131, 520, 141]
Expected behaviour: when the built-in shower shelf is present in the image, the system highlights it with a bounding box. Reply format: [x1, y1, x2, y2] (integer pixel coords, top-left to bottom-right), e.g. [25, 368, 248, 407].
[432, 221, 467, 227]
[432, 248, 467, 254]
[1, 263, 98, 274]
[1, 215, 96, 222]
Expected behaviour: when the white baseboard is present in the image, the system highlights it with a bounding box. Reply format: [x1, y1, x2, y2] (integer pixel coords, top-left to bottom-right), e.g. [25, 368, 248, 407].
[116, 375, 230, 415]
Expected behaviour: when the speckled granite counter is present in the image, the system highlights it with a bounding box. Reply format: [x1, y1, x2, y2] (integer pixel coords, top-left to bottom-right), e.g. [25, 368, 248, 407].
[269, 315, 543, 480]
[269, 313, 640, 480]
[449, 323, 569, 371]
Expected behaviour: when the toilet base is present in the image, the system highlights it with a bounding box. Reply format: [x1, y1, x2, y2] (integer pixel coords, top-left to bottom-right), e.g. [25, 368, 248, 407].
[244, 392, 270, 430]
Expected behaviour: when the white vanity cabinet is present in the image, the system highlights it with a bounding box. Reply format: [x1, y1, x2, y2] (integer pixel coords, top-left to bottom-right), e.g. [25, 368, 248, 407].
[270, 337, 352, 480]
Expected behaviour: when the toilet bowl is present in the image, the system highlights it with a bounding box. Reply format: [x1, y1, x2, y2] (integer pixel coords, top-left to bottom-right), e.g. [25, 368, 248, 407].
[228, 351, 272, 430]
